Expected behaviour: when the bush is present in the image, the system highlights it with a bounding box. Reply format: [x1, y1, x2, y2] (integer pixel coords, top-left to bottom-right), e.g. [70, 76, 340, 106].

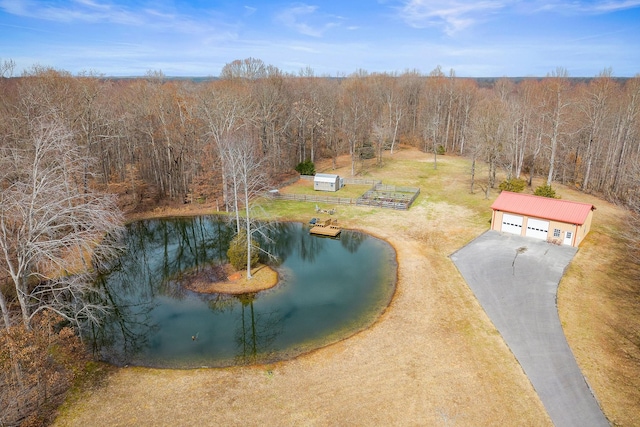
[436, 145, 446, 155]
[0, 312, 87, 426]
[499, 178, 527, 193]
[534, 184, 558, 198]
[358, 145, 375, 159]
[227, 231, 260, 270]
[295, 160, 315, 176]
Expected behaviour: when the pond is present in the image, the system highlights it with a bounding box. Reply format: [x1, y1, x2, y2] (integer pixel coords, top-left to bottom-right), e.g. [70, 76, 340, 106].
[92, 216, 397, 369]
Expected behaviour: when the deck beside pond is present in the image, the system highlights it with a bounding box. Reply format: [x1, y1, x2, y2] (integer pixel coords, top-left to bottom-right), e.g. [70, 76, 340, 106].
[310, 219, 341, 237]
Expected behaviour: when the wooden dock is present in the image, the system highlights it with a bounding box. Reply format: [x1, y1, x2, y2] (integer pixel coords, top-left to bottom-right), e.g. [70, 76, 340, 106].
[309, 219, 341, 237]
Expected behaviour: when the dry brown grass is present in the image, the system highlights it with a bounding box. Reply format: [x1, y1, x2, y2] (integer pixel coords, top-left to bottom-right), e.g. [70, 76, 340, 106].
[54, 146, 638, 426]
[556, 189, 640, 427]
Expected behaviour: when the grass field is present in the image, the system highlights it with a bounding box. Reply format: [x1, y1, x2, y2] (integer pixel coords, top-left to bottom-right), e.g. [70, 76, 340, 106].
[54, 146, 639, 426]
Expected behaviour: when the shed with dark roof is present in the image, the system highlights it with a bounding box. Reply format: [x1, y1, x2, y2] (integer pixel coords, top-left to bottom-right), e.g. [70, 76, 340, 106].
[490, 191, 595, 247]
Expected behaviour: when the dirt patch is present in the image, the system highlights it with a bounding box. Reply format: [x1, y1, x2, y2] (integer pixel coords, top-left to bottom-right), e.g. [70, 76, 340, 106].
[181, 264, 278, 295]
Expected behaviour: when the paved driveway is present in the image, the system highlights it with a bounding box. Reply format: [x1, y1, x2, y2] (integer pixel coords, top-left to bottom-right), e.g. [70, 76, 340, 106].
[451, 230, 609, 427]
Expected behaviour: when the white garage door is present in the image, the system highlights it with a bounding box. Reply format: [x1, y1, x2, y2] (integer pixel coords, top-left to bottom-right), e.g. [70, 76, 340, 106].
[526, 218, 549, 240]
[501, 213, 523, 235]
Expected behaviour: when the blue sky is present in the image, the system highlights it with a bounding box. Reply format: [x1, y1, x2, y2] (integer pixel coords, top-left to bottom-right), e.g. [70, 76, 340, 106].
[1, 0, 639, 77]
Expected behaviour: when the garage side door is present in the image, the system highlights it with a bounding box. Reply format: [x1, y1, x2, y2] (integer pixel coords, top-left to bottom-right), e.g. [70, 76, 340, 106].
[501, 213, 523, 235]
[526, 218, 549, 240]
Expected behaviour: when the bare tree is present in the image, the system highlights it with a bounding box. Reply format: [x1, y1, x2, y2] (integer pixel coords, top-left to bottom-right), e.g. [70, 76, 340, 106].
[542, 68, 572, 186]
[452, 78, 477, 155]
[0, 116, 124, 330]
[421, 66, 448, 169]
[508, 79, 542, 180]
[1, 58, 15, 78]
[576, 69, 616, 191]
[371, 121, 391, 166]
[371, 73, 403, 156]
[469, 91, 508, 194]
[199, 80, 251, 210]
[398, 70, 423, 141]
[220, 57, 268, 80]
[254, 72, 294, 174]
[222, 134, 271, 279]
[315, 78, 342, 169]
[341, 72, 377, 176]
[608, 76, 640, 198]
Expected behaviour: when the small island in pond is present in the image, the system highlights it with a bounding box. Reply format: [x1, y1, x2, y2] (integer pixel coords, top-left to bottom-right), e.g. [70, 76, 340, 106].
[181, 263, 278, 295]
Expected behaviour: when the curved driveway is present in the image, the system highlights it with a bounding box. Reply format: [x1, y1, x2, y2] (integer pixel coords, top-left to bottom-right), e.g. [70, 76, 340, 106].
[451, 231, 609, 427]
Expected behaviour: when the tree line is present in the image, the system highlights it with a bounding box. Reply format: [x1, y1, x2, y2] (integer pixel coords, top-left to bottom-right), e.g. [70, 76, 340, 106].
[1, 59, 638, 211]
[1, 57, 639, 329]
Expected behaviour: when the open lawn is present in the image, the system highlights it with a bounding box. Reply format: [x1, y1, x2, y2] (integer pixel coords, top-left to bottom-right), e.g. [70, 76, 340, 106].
[54, 147, 639, 426]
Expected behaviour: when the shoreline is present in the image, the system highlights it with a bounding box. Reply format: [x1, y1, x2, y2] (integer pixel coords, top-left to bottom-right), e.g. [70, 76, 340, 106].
[181, 263, 279, 295]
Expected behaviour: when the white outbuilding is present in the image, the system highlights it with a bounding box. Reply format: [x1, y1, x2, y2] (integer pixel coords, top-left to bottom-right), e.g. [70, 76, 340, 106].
[313, 173, 343, 192]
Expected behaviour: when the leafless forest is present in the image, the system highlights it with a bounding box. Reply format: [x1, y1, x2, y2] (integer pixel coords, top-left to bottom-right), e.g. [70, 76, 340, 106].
[2, 58, 639, 210]
[1, 57, 639, 424]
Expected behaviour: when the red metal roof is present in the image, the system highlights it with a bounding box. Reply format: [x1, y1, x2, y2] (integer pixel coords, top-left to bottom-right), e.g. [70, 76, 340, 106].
[491, 191, 594, 225]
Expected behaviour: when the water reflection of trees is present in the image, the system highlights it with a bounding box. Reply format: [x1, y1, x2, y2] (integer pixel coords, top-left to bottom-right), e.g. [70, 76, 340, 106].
[91, 216, 236, 365]
[234, 293, 282, 365]
[260, 222, 328, 264]
[159, 217, 235, 291]
[340, 230, 367, 253]
[91, 217, 376, 367]
[88, 272, 155, 366]
[231, 220, 363, 264]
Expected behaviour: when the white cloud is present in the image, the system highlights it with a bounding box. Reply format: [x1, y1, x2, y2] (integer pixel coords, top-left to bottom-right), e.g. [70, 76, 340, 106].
[0, 0, 29, 16]
[590, 0, 640, 12]
[397, 0, 640, 35]
[72, 0, 110, 11]
[0, 0, 236, 35]
[517, 0, 640, 14]
[0, 0, 143, 24]
[275, 4, 341, 37]
[398, 0, 507, 35]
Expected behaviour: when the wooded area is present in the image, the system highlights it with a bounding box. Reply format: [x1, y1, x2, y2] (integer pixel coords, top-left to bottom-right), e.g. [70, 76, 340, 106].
[0, 57, 639, 425]
[2, 59, 638, 212]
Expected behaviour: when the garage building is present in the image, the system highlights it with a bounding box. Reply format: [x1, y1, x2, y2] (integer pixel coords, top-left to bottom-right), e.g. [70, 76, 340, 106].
[490, 191, 595, 247]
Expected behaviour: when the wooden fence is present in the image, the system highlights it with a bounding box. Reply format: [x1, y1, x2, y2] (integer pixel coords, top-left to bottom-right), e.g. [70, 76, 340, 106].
[269, 193, 357, 206]
[300, 175, 381, 187]
[272, 176, 420, 210]
[344, 178, 382, 186]
[359, 184, 421, 210]
[373, 183, 420, 193]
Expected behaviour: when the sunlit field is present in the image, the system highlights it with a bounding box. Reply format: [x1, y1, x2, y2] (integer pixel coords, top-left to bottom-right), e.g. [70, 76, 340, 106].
[55, 147, 639, 426]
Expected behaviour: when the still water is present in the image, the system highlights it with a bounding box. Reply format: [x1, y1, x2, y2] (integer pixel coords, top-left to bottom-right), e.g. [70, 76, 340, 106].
[93, 216, 397, 368]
